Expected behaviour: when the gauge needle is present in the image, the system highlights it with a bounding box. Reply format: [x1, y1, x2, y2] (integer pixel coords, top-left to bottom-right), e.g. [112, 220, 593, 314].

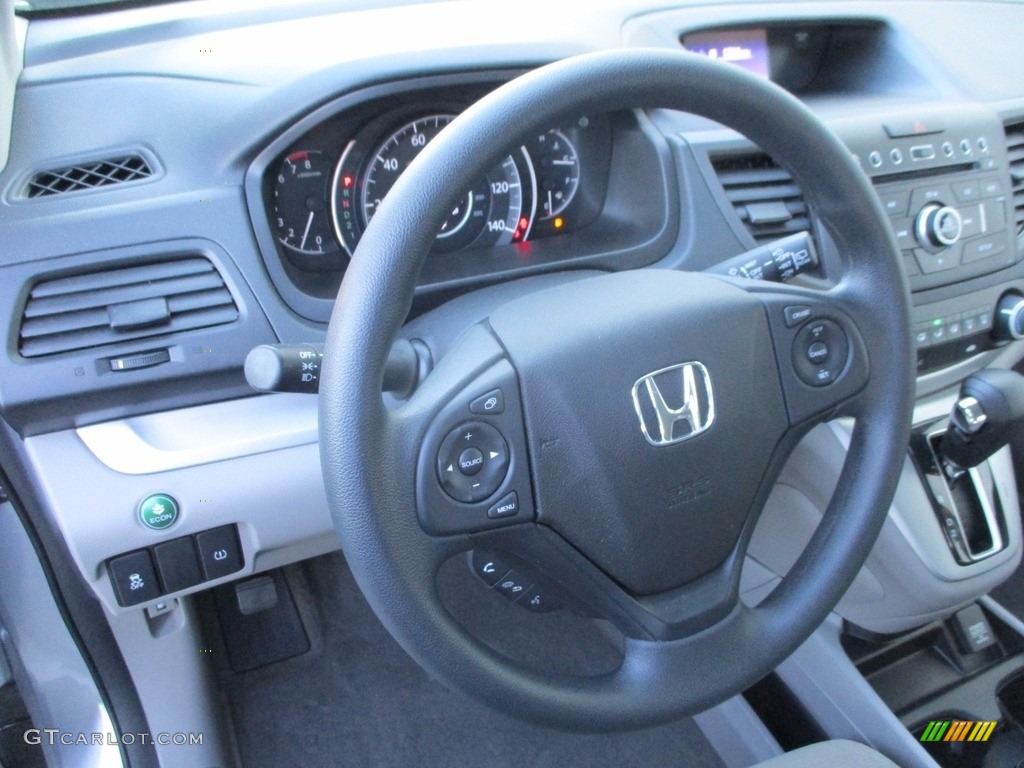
[547, 190, 553, 215]
[300, 211, 314, 249]
[551, 159, 575, 166]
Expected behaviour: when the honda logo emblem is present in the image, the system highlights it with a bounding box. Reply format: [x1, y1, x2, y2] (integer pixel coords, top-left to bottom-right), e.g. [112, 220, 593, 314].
[632, 362, 715, 446]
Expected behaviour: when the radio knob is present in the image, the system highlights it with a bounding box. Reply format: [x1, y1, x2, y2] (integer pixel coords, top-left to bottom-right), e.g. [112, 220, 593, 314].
[915, 203, 962, 253]
[995, 293, 1024, 341]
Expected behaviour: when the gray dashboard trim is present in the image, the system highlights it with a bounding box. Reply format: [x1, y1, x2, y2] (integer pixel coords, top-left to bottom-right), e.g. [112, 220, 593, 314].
[0, 501, 123, 768]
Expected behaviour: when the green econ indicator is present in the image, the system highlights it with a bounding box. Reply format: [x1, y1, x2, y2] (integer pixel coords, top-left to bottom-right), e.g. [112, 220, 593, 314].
[332, 114, 534, 256]
[138, 493, 179, 530]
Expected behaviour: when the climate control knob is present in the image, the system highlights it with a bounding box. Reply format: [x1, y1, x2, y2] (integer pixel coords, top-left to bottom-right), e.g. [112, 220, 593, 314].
[915, 203, 962, 253]
[994, 293, 1024, 341]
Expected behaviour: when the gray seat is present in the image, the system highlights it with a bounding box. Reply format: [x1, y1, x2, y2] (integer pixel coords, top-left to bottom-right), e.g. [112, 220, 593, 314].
[754, 740, 901, 768]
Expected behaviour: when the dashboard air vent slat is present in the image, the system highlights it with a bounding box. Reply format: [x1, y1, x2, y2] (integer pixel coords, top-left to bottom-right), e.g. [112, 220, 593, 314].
[711, 154, 812, 245]
[1005, 122, 1024, 239]
[25, 154, 152, 198]
[18, 257, 239, 358]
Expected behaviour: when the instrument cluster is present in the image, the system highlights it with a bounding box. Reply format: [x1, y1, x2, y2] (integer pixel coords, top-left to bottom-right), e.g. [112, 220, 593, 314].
[266, 104, 611, 274]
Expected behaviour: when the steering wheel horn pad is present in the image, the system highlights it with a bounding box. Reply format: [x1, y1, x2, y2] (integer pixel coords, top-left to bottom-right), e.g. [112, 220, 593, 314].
[319, 49, 914, 729]
[488, 270, 788, 595]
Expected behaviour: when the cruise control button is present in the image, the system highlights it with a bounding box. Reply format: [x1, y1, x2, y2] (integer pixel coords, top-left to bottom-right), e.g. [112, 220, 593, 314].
[458, 447, 485, 476]
[791, 319, 850, 387]
[487, 492, 520, 520]
[783, 305, 812, 327]
[469, 388, 505, 415]
[109, 550, 162, 607]
[806, 341, 829, 364]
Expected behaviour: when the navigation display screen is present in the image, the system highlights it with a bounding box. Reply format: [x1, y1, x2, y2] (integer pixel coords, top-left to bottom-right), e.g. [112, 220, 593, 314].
[682, 28, 771, 79]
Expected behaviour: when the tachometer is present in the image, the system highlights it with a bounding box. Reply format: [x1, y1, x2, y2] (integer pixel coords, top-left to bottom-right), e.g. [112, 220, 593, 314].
[332, 114, 534, 256]
[271, 151, 339, 259]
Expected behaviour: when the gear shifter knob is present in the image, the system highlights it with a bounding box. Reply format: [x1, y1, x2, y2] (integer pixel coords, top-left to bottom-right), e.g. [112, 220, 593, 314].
[940, 369, 1024, 472]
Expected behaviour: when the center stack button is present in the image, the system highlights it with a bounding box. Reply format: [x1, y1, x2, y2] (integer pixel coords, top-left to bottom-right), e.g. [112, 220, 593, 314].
[437, 422, 510, 503]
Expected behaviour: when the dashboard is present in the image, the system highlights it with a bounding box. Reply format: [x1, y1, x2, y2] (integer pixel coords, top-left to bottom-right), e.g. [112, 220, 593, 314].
[0, 0, 1022, 608]
[3, 1, 1024, 766]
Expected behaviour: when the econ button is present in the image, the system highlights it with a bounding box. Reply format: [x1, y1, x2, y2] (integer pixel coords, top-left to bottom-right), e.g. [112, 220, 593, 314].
[138, 493, 179, 530]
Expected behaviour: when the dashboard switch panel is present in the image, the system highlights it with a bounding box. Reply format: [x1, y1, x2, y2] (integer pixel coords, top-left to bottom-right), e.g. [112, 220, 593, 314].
[106, 523, 244, 607]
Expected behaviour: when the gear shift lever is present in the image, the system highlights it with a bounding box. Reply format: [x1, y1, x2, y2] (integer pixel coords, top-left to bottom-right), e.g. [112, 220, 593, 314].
[940, 369, 1024, 475]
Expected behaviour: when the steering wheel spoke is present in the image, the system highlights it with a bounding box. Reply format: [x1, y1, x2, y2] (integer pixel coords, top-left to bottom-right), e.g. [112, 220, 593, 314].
[737, 281, 873, 428]
[392, 324, 536, 537]
[466, 522, 742, 641]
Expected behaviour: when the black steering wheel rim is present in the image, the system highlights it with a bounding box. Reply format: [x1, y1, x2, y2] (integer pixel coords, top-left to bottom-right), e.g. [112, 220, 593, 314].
[320, 49, 915, 730]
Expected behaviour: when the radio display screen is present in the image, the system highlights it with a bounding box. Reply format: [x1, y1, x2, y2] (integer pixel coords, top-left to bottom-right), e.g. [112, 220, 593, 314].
[682, 28, 771, 79]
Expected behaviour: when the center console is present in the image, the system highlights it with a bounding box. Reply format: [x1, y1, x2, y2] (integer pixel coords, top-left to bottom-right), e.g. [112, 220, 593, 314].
[730, 100, 1024, 767]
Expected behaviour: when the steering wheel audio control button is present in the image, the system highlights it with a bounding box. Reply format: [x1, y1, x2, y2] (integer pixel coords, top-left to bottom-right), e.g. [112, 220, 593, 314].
[458, 447, 485, 475]
[791, 319, 850, 388]
[437, 422, 510, 503]
[469, 388, 505, 415]
[487, 492, 520, 520]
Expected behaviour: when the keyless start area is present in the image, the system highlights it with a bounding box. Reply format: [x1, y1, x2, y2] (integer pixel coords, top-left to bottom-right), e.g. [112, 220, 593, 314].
[436, 421, 509, 503]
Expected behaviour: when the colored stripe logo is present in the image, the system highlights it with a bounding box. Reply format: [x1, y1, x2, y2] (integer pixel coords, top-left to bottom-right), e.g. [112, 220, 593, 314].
[920, 720, 997, 742]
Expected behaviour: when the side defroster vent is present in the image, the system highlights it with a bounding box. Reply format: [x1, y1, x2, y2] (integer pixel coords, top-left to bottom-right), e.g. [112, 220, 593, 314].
[19, 257, 239, 358]
[25, 154, 152, 198]
[711, 154, 812, 245]
[1005, 121, 1024, 240]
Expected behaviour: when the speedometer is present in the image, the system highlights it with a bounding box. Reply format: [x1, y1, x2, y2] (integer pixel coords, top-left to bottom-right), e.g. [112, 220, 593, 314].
[332, 114, 535, 256]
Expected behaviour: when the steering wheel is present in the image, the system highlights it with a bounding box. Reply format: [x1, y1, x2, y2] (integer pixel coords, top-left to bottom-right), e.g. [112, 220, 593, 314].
[319, 49, 914, 730]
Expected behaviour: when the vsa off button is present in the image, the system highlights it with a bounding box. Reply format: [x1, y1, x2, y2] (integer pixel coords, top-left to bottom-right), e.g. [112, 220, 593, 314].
[138, 493, 179, 531]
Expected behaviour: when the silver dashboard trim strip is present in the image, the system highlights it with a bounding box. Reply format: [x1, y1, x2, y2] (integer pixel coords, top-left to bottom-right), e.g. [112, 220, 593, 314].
[76, 393, 318, 475]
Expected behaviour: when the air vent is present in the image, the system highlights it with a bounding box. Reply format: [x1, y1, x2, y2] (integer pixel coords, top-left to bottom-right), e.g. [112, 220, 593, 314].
[19, 257, 239, 358]
[711, 154, 812, 245]
[1006, 121, 1024, 240]
[25, 154, 153, 198]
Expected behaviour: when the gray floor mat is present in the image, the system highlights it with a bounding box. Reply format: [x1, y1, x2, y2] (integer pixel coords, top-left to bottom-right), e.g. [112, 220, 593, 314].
[212, 552, 726, 768]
